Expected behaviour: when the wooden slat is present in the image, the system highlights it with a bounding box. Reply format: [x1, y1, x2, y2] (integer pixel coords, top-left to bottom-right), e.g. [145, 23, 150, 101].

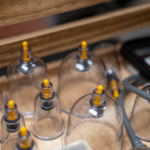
[0, 0, 112, 27]
[0, 3, 150, 68]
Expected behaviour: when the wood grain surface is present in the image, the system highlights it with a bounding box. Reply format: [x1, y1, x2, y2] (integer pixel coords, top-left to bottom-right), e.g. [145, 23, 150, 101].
[0, 46, 150, 150]
[0, 2, 150, 68]
[0, 0, 112, 27]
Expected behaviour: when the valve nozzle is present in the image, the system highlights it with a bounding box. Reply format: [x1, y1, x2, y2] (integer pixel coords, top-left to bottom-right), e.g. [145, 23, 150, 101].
[43, 79, 51, 98]
[20, 126, 27, 136]
[81, 41, 87, 49]
[8, 100, 15, 109]
[97, 85, 103, 94]
[81, 41, 87, 59]
[94, 85, 104, 106]
[110, 80, 117, 90]
[22, 41, 30, 62]
[44, 79, 49, 87]
[8, 100, 17, 120]
[22, 41, 28, 51]
[20, 126, 30, 149]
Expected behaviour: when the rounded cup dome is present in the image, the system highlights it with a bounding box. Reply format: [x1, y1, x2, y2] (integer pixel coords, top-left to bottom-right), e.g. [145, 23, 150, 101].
[7, 41, 49, 118]
[31, 79, 64, 140]
[58, 41, 106, 114]
[63, 85, 124, 150]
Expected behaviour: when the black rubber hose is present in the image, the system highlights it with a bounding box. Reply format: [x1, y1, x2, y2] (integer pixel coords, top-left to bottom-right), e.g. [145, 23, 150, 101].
[118, 76, 147, 148]
[122, 74, 150, 101]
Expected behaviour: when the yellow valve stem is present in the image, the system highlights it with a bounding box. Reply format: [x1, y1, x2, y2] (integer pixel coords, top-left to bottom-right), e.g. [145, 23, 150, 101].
[8, 100, 17, 120]
[110, 80, 117, 90]
[94, 96, 102, 106]
[93, 85, 103, 106]
[20, 126, 30, 149]
[81, 41, 87, 59]
[110, 80, 119, 98]
[97, 85, 103, 94]
[23, 41, 28, 51]
[113, 90, 119, 99]
[22, 41, 30, 62]
[8, 111, 17, 120]
[43, 79, 51, 98]
[43, 89, 51, 98]
[81, 50, 87, 59]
